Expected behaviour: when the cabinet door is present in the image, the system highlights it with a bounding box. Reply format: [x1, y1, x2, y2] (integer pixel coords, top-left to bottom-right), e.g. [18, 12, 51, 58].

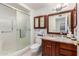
[40, 16, 46, 28]
[55, 42, 60, 56]
[51, 41, 56, 56]
[34, 17, 39, 28]
[42, 40, 52, 56]
[34, 16, 46, 29]
[42, 40, 46, 56]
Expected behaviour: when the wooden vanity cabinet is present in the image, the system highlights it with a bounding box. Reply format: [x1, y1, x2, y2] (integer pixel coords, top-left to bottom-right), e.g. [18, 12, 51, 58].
[42, 39, 77, 56]
[42, 39, 59, 56]
[42, 40, 52, 56]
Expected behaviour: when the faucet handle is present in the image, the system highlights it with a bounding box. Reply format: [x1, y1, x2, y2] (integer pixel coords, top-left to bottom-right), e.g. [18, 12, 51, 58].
[73, 41, 79, 46]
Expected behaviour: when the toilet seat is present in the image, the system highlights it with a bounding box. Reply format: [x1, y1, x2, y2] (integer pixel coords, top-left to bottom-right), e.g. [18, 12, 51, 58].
[31, 43, 41, 49]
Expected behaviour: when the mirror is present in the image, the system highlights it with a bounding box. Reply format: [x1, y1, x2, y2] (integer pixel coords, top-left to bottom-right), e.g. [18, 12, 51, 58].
[48, 12, 71, 34]
[55, 16, 67, 33]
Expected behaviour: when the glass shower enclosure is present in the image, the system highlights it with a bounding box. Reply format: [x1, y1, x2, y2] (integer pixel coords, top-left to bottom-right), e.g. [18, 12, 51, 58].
[0, 3, 31, 55]
[16, 11, 31, 50]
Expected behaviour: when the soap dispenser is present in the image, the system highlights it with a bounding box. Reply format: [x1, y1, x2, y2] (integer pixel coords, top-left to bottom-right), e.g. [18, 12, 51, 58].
[67, 31, 73, 39]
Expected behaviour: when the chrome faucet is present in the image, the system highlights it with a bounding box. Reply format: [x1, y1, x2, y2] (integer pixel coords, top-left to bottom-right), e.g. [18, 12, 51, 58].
[60, 32, 64, 38]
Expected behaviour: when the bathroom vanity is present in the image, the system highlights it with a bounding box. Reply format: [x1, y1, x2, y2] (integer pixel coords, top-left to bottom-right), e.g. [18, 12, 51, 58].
[42, 37, 77, 56]
[42, 8, 77, 56]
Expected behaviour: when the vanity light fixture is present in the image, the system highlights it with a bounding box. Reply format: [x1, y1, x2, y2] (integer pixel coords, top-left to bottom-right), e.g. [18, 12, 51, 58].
[56, 3, 69, 11]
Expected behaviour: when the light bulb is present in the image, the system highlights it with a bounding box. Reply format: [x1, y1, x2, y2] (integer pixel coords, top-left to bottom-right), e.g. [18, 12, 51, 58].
[56, 4, 62, 11]
[56, 4, 62, 9]
[63, 3, 69, 7]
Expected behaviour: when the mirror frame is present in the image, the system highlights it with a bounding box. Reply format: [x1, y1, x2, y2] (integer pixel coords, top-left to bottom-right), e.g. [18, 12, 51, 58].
[47, 9, 77, 35]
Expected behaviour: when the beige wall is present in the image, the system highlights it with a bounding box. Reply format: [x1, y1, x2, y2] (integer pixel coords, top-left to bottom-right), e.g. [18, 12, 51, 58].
[77, 3, 79, 56]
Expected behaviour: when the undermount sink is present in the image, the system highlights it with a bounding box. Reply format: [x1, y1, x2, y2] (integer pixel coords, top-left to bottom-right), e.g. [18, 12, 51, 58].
[56, 37, 66, 39]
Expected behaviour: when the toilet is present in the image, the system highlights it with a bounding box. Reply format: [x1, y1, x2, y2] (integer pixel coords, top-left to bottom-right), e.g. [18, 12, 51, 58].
[30, 37, 42, 53]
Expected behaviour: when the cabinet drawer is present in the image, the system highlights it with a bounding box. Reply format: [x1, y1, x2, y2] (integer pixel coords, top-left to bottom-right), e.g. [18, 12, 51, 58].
[60, 49, 77, 56]
[43, 40, 51, 45]
[60, 43, 77, 51]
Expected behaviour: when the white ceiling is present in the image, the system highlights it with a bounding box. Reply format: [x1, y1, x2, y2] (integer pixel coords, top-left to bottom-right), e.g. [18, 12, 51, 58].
[24, 3, 58, 10]
[5, 3, 30, 12]
[5, 3, 76, 11]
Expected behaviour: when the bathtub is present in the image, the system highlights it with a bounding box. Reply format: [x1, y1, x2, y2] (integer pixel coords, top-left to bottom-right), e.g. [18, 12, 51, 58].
[7, 45, 30, 56]
[0, 31, 31, 56]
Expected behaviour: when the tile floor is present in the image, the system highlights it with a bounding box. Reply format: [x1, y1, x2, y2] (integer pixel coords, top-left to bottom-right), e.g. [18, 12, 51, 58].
[21, 49, 41, 56]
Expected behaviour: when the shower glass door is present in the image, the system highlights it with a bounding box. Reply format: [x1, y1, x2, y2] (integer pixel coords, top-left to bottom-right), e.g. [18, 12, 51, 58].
[16, 11, 31, 50]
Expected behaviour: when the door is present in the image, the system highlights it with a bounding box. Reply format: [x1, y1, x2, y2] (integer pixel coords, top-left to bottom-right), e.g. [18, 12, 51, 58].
[16, 11, 31, 50]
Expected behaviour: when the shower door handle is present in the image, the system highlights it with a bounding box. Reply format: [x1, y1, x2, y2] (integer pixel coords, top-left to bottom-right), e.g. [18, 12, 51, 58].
[19, 29, 21, 38]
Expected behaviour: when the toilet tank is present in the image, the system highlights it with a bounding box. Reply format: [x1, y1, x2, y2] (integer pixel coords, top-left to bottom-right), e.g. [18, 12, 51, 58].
[35, 36, 42, 44]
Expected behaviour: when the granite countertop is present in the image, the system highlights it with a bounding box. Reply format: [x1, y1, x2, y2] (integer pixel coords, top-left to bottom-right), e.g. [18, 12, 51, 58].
[42, 36, 77, 45]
